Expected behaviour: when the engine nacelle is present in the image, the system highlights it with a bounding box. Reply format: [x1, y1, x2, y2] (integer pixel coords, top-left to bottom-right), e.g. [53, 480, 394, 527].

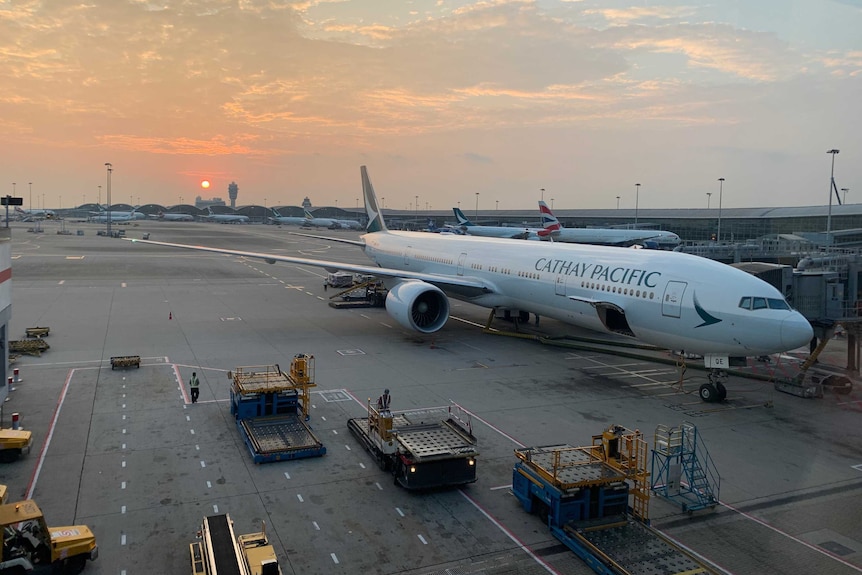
[385, 281, 450, 333]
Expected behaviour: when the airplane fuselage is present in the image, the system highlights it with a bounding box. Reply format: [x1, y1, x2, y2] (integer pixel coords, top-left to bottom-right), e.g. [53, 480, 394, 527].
[362, 230, 811, 357]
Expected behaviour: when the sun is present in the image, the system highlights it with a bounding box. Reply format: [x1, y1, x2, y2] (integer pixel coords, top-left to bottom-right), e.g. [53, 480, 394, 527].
[201, 180, 210, 189]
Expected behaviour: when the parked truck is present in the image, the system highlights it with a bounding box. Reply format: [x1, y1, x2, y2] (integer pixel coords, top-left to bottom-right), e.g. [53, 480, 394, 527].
[0, 499, 98, 573]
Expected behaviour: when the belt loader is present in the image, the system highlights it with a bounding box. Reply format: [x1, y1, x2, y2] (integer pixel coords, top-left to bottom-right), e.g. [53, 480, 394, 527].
[348, 402, 478, 490]
[190, 513, 282, 575]
[0, 499, 98, 574]
[512, 425, 718, 575]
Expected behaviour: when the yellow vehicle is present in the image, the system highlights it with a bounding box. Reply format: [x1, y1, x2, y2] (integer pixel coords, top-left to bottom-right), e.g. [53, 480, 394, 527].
[191, 513, 281, 575]
[0, 428, 32, 463]
[0, 499, 98, 573]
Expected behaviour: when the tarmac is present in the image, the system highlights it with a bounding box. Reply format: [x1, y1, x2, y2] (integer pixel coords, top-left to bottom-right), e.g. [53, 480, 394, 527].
[2, 218, 862, 575]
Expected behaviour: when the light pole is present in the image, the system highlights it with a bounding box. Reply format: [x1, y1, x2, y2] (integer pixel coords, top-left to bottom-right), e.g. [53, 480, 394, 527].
[381, 197, 385, 209]
[540, 188, 544, 201]
[475, 192, 480, 221]
[717, 178, 725, 243]
[415, 195, 418, 222]
[105, 163, 112, 235]
[496, 200, 499, 213]
[28, 182, 32, 213]
[616, 195, 620, 209]
[842, 188, 850, 204]
[706, 192, 712, 209]
[634, 183, 640, 227]
[551, 198, 555, 210]
[827, 149, 839, 244]
[98, 185, 101, 207]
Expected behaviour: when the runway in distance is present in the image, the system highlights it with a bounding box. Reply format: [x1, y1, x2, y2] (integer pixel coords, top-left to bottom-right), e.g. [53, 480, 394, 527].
[129, 166, 813, 402]
[538, 201, 681, 248]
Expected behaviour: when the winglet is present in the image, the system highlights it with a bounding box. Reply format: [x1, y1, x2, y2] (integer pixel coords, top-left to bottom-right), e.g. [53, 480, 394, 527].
[361, 166, 387, 233]
[452, 207, 474, 226]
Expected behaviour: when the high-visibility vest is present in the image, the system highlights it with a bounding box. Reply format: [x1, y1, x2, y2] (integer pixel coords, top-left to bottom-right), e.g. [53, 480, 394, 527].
[190, 375, 200, 388]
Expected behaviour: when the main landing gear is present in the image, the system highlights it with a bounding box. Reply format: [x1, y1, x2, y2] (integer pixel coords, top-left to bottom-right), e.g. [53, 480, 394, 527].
[698, 370, 728, 403]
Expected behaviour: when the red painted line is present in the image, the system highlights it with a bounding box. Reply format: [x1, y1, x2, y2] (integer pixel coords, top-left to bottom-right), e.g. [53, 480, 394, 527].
[0, 267, 11, 284]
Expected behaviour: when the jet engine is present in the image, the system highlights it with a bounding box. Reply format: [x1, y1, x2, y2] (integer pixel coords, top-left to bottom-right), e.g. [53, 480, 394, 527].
[385, 281, 450, 333]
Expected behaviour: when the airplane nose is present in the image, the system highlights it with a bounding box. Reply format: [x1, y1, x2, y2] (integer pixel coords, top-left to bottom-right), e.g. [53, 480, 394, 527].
[781, 314, 814, 350]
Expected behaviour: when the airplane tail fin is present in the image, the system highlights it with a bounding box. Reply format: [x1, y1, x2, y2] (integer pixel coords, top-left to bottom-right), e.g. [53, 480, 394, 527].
[14, 207, 24, 214]
[452, 207, 474, 226]
[537, 200, 561, 239]
[271, 207, 282, 218]
[361, 166, 387, 233]
[303, 208, 314, 220]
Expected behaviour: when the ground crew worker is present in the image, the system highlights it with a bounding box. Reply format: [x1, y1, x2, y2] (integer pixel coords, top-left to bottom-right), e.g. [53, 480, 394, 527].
[190, 371, 200, 404]
[376, 388, 391, 414]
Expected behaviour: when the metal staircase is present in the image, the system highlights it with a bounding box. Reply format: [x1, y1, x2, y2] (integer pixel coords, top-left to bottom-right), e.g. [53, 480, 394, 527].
[650, 422, 720, 514]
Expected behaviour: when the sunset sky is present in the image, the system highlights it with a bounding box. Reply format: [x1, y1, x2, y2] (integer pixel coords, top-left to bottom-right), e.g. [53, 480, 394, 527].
[1, 0, 859, 211]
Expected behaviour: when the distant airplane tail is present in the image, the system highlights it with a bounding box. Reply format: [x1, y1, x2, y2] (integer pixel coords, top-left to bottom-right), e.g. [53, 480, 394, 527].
[271, 207, 282, 218]
[361, 166, 387, 233]
[537, 201, 561, 239]
[303, 208, 314, 220]
[452, 207, 474, 226]
[14, 207, 24, 214]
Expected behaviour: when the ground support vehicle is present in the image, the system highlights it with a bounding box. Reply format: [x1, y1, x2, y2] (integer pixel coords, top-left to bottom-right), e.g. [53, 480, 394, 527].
[0, 499, 98, 574]
[190, 513, 282, 575]
[229, 357, 325, 464]
[24, 327, 50, 338]
[110, 355, 141, 369]
[0, 428, 32, 463]
[512, 425, 718, 575]
[348, 402, 478, 489]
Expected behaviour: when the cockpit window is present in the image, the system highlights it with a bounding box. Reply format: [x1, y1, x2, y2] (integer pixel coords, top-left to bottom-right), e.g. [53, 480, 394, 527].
[739, 297, 751, 310]
[752, 297, 768, 310]
[767, 298, 790, 310]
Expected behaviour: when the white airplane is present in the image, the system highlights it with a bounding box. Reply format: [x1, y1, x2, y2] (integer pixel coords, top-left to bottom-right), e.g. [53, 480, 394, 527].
[128, 166, 813, 403]
[205, 207, 249, 223]
[452, 207, 547, 240]
[302, 209, 341, 229]
[15, 207, 55, 221]
[90, 206, 146, 222]
[538, 201, 681, 248]
[269, 208, 309, 226]
[153, 211, 195, 222]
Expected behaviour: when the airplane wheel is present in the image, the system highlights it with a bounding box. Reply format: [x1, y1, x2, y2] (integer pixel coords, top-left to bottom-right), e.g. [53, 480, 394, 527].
[716, 382, 727, 402]
[699, 383, 718, 403]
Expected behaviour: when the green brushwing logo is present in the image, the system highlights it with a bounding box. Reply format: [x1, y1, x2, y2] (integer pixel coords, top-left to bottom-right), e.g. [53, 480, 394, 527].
[693, 293, 722, 327]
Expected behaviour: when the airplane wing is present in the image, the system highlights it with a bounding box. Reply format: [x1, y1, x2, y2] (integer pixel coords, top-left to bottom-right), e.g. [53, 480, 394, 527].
[125, 238, 493, 295]
[285, 231, 365, 247]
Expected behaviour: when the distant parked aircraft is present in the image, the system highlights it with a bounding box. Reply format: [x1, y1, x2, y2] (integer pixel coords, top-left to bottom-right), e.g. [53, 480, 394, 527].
[538, 201, 681, 248]
[269, 208, 308, 226]
[90, 206, 146, 222]
[452, 208, 546, 240]
[302, 209, 341, 229]
[154, 211, 195, 222]
[15, 207, 55, 221]
[204, 207, 249, 223]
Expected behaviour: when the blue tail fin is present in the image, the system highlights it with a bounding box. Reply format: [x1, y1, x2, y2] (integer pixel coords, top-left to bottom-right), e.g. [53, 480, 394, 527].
[361, 166, 387, 233]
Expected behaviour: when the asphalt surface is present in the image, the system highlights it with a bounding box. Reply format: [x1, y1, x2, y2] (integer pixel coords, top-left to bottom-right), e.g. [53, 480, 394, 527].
[2, 218, 861, 575]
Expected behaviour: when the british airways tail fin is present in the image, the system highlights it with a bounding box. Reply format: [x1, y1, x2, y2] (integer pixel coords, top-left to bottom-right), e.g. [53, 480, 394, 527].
[537, 200, 561, 239]
[361, 166, 387, 233]
[452, 207, 474, 226]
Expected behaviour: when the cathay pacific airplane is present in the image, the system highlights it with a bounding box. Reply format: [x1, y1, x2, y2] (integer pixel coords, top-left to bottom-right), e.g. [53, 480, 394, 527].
[90, 206, 146, 222]
[452, 207, 547, 240]
[538, 201, 681, 248]
[269, 208, 308, 226]
[205, 207, 249, 223]
[128, 166, 813, 403]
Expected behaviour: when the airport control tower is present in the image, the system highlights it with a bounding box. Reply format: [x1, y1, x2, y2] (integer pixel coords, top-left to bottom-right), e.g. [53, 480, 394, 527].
[228, 182, 238, 209]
